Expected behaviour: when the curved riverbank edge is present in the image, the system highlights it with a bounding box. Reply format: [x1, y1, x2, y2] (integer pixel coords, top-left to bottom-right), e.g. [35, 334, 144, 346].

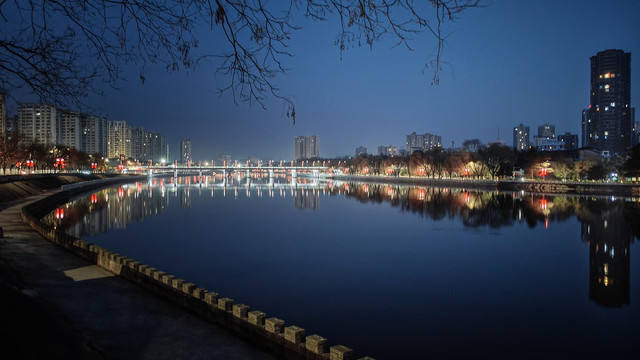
[20, 179, 372, 360]
[332, 175, 640, 196]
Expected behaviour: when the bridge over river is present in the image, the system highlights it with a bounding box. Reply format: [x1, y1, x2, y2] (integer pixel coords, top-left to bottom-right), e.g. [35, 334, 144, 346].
[129, 164, 332, 188]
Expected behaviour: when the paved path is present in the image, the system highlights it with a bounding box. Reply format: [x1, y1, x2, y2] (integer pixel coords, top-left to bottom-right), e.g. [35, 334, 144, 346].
[0, 193, 279, 360]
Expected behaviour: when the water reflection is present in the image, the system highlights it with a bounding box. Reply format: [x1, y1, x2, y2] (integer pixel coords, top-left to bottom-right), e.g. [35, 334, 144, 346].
[580, 203, 631, 307]
[46, 179, 639, 309]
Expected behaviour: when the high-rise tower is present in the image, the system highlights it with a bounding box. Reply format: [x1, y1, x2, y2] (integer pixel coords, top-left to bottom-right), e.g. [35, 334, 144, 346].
[513, 124, 530, 151]
[180, 138, 191, 164]
[294, 135, 319, 160]
[585, 49, 633, 154]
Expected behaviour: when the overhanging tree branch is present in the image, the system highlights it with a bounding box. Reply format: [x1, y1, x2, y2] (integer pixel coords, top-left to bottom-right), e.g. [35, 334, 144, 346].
[0, 0, 480, 122]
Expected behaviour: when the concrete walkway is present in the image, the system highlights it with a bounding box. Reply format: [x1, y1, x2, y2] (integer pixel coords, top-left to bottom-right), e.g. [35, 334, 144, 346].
[0, 193, 279, 360]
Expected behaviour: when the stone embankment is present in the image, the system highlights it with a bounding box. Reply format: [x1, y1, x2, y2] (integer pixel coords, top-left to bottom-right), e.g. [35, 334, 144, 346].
[0, 173, 129, 204]
[333, 174, 640, 196]
[18, 176, 376, 360]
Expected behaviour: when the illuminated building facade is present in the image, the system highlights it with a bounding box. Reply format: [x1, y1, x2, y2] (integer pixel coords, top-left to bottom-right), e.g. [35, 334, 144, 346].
[108, 121, 132, 159]
[557, 132, 579, 150]
[513, 124, 530, 151]
[180, 138, 191, 164]
[141, 131, 166, 164]
[81, 114, 108, 156]
[585, 49, 633, 154]
[537, 124, 556, 139]
[356, 146, 367, 156]
[405, 132, 442, 154]
[56, 110, 81, 149]
[17, 103, 57, 147]
[378, 145, 401, 156]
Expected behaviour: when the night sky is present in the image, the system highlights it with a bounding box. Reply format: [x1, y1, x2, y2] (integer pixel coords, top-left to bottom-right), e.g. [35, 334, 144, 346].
[9, 0, 640, 161]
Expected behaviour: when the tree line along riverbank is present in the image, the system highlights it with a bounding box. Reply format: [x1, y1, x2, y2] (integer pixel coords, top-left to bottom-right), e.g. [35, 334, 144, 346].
[331, 174, 640, 197]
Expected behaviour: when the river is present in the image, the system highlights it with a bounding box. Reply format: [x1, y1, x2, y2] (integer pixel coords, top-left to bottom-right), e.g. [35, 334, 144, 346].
[45, 175, 640, 359]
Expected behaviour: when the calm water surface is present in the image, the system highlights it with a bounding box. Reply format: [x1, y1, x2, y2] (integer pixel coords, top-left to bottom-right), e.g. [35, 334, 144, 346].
[47, 176, 640, 359]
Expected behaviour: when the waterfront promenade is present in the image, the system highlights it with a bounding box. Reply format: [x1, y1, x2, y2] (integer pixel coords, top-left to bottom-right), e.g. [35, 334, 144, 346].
[0, 190, 278, 359]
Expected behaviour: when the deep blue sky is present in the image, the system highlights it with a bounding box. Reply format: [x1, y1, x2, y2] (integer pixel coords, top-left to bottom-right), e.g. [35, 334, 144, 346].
[18, 0, 640, 161]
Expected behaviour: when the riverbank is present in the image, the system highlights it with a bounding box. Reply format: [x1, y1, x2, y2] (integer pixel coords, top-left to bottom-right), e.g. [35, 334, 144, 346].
[0, 175, 280, 360]
[1, 175, 374, 360]
[332, 174, 640, 196]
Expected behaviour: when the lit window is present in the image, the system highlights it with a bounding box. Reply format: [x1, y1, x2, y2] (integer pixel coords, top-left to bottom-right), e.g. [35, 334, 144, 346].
[605, 73, 610, 78]
[599, 75, 603, 78]
[605, 107, 609, 111]
[604, 84, 610, 92]
[611, 102, 615, 107]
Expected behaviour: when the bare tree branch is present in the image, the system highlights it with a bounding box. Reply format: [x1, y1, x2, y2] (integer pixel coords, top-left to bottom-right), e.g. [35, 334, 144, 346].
[0, 0, 480, 123]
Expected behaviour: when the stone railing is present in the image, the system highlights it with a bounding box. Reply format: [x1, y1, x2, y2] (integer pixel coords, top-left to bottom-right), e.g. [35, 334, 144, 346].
[21, 180, 375, 360]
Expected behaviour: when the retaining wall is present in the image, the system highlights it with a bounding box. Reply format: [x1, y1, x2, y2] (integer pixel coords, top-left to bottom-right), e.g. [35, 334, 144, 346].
[20, 179, 374, 360]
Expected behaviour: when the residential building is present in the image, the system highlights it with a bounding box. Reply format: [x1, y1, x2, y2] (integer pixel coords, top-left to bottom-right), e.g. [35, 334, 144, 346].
[5, 114, 18, 141]
[81, 114, 108, 156]
[294, 136, 305, 161]
[56, 110, 81, 149]
[108, 121, 132, 159]
[585, 49, 633, 154]
[306, 135, 319, 158]
[632, 107, 638, 147]
[557, 132, 579, 150]
[513, 124, 530, 151]
[538, 124, 556, 139]
[130, 126, 144, 162]
[180, 138, 191, 164]
[141, 131, 166, 164]
[532, 136, 565, 151]
[355, 146, 367, 156]
[582, 109, 590, 147]
[405, 132, 442, 154]
[17, 103, 56, 147]
[378, 145, 401, 157]
[294, 135, 319, 160]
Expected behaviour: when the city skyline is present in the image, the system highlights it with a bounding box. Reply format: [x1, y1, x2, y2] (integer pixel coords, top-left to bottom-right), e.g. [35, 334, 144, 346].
[2, 0, 639, 160]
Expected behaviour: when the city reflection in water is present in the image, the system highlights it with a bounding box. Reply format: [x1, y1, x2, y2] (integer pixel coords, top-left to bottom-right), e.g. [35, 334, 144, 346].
[46, 178, 639, 308]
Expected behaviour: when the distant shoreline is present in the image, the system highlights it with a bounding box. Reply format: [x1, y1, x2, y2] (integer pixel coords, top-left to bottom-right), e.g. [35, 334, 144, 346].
[332, 174, 640, 196]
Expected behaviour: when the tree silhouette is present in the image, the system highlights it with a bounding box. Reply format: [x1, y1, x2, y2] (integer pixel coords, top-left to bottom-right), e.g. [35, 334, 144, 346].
[479, 143, 515, 180]
[0, 1, 480, 121]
